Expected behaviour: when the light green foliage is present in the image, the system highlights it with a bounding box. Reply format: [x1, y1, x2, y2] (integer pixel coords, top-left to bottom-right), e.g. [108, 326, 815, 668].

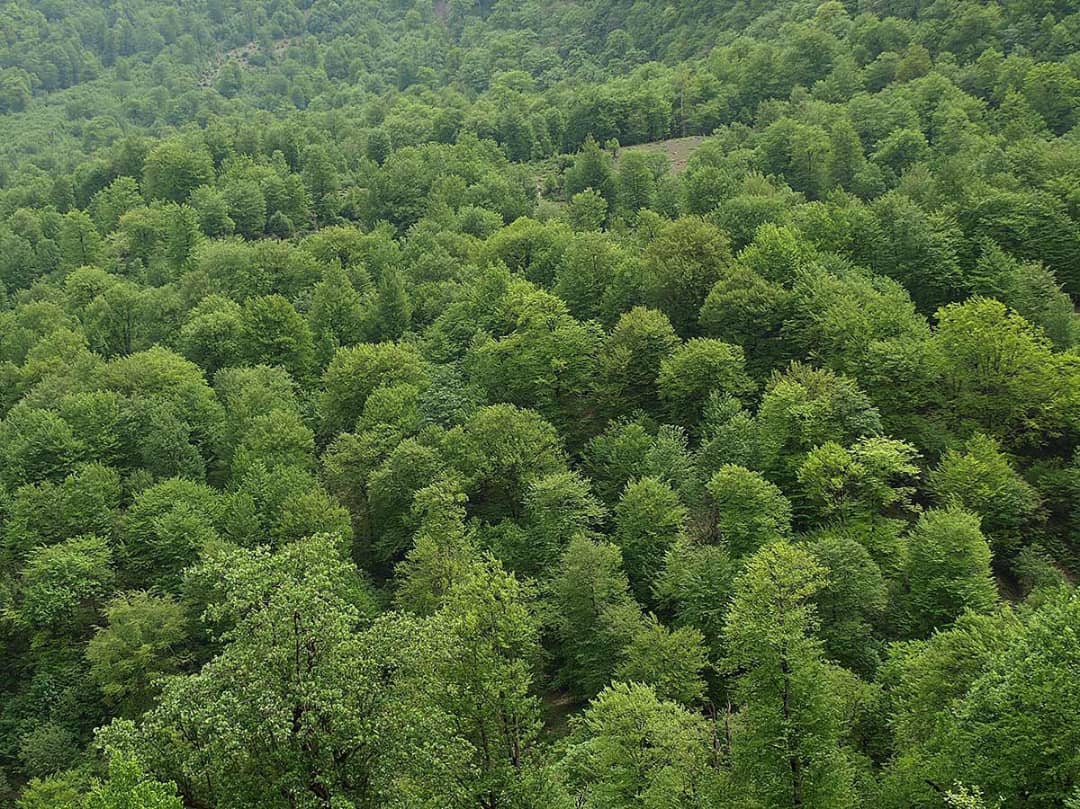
[883, 592, 1080, 809]
[231, 409, 315, 478]
[725, 541, 856, 809]
[562, 682, 722, 809]
[86, 592, 189, 718]
[901, 508, 997, 637]
[17, 535, 114, 633]
[516, 470, 605, 576]
[699, 264, 791, 370]
[613, 616, 708, 705]
[179, 296, 244, 375]
[467, 304, 602, 443]
[616, 150, 657, 218]
[614, 477, 687, 604]
[84, 754, 182, 809]
[797, 437, 921, 524]
[567, 188, 609, 232]
[654, 537, 737, 662]
[933, 298, 1064, 447]
[16, 769, 89, 809]
[657, 338, 755, 429]
[4, 463, 121, 561]
[699, 465, 792, 556]
[394, 478, 476, 615]
[551, 536, 643, 699]
[554, 232, 625, 321]
[928, 433, 1041, 556]
[372, 265, 412, 341]
[784, 266, 928, 376]
[0, 406, 84, 489]
[134, 535, 377, 807]
[443, 403, 567, 522]
[938, 591, 1080, 808]
[565, 137, 616, 207]
[142, 138, 215, 204]
[119, 477, 223, 589]
[238, 295, 316, 380]
[320, 342, 428, 435]
[2, 1, 1080, 804]
[756, 362, 883, 485]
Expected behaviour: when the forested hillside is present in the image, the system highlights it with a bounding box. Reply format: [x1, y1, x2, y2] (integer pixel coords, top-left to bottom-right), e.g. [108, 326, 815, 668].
[1, 0, 1080, 807]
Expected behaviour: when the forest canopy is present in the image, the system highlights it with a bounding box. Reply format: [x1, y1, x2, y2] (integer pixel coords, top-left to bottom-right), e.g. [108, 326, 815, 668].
[1, 0, 1080, 808]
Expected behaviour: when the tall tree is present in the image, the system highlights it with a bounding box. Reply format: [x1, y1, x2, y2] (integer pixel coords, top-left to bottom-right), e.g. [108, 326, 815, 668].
[724, 541, 856, 809]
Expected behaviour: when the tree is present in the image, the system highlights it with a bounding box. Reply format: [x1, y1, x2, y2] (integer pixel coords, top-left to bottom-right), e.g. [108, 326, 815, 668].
[597, 307, 680, 418]
[699, 264, 791, 371]
[101, 346, 224, 460]
[221, 177, 266, 239]
[466, 315, 602, 447]
[133, 535, 377, 808]
[796, 437, 921, 525]
[550, 535, 643, 699]
[238, 295, 316, 381]
[84, 753, 182, 809]
[657, 338, 755, 430]
[58, 211, 103, 270]
[231, 409, 315, 478]
[882, 593, 1080, 809]
[4, 462, 120, 561]
[0, 67, 32, 113]
[934, 297, 1064, 448]
[307, 263, 367, 359]
[214, 364, 302, 462]
[928, 433, 1041, 557]
[614, 617, 709, 706]
[0, 406, 83, 490]
[17, 535, 114, 635]
[783, 267, 927, 377]
[178, 296, 244, 376]
[320, 342, 428, 435]
[639, 217, 732, 336]
[86, 592, 189, 718]
[554, 232, 625, 321]
[613, 477, 687, 605]
[394, 478, 477, 615]
[1023, 62, 1080, 135]
[118, 477, 222, 589]
[937, 590, 1080, 808]
[514, 471, 605, 577]
[902, 508, 997, 637]
[724, 541, 856, 809]
[367, 438, 447, 565]
[566, 188, 609, 232]
[698, 465, 792, 557]
[565, 136, 616, 208]
[616, 150, 657, 219]
[366, 128, 392, 164]
[372, 265, 412, 341]
[188, 185, 235, 237]
[443, 404, 567, 523]
[301, 144, 341, 225]
[434, 558, 546, 807]
[561, 682, 722, 809]
[141, 138, 214, 203]
[755, 363, 882, 487]
[806, 532, 886, 675]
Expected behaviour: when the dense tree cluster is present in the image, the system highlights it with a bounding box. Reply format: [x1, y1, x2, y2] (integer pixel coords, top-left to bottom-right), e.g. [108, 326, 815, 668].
[1, 0, 1079, 808]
